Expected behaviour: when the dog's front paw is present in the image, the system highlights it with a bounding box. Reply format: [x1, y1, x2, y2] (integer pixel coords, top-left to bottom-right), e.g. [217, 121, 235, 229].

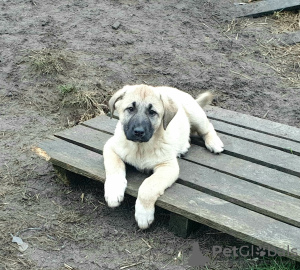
[135, 198, 155, 229]
[104, 175, 127, 208]
[204, 133, 224, 154]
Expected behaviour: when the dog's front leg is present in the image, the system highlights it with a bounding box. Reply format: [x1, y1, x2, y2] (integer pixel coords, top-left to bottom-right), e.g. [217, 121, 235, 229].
[135, 159, 179, 229]
[103, 139, 127, 208]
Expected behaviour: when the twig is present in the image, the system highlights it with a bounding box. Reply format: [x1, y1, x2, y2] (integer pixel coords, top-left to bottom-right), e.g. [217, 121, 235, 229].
[141, 238, 152, 249]
[120, 262, 143, 269]
[4, 163, 14, 183]
[263, 110, 269, 118]
[17, 227, 43, 236]
[36, 213, 47, 219]
[230, 70, 252, 80]
[64, 263, 74, 270]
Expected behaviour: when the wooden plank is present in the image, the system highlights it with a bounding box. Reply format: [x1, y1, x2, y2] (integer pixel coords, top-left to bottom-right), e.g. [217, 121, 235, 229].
[184, 144, 300, 199]
[82, 115, 300, 177]
[82, 115, 116, 134]
[277, 31, 300, 45]
[178, 159, 300, 228]
[37, 137, 300, 262]
[75, 117, 300, 198]
[206, 106, 300, 143]
[210, 119, 300, 156]
[192, 135, 300, 177]
[54, 124, 110, 154]
[53, 125, 300, 227]
[82, 115, 117, 134]
[234, 0, 300, 18]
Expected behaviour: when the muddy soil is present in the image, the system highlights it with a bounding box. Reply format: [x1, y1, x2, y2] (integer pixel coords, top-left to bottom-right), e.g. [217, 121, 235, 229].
[1, 0, 299, 269]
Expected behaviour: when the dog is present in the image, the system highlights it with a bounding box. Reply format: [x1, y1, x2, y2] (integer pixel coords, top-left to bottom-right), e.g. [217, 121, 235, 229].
[103, 84, 224, 229]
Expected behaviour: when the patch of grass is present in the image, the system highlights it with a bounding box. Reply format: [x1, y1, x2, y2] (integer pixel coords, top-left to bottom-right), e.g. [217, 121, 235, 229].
[28, 48, 73, 76]
[246, 257, 297, 270]
[58, 84, 77, 94]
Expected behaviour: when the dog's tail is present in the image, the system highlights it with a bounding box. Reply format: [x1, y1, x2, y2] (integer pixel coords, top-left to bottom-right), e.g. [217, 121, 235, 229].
[196, 91, 213, 108]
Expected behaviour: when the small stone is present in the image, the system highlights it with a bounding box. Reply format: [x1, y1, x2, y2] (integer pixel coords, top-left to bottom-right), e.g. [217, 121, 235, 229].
[112, 21, 121, 30]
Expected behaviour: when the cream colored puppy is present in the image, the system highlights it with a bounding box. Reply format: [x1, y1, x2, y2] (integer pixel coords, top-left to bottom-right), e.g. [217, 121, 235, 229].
[103, 85, 224, 229]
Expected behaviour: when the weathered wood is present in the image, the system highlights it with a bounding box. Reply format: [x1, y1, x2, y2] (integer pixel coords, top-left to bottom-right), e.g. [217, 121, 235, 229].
[82, 115, 117, 134]
[169, 213, 200, 238]
[178, 159, 300, 228]
[55, 124, 110, 154]
[80, 115, 300, 198]
[53, 125, 300, 227]
[205, 106, 300, 143]
[210, 119, 300, 156]
[39, 137, 106, 181]
[184, 144, 300, 199]
[37, 137, 300, 262]
[191, 135, 300, 177]
[234, 0, 300, 18]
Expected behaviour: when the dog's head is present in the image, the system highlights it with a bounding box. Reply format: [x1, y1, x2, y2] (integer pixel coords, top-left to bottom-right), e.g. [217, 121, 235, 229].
[108, 85, 178, 142]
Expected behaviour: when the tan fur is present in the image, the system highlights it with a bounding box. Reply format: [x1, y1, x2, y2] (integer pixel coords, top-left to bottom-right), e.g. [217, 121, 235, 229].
[103, 85, 224, 229]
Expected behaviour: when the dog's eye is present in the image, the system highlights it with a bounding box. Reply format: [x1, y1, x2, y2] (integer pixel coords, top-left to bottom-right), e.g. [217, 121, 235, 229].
[149, 110, 157, 116]
[127, 107, 134, 112]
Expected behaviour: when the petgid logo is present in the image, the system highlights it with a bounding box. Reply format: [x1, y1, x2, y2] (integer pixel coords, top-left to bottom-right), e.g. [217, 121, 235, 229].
[188, 242, 298, 267]
[212, 245, 298, 258]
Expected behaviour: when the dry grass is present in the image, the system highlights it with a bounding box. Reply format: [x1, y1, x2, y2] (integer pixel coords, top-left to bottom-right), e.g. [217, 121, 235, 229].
[23, 48, 114, 124]
[224, 11, 300, 88]
[258, 43, 300, 87]
[224, 11, 300, 35]
[27, 48, 74, 76]
[61, 81, 112, 123]
[271, 11, 300, 34]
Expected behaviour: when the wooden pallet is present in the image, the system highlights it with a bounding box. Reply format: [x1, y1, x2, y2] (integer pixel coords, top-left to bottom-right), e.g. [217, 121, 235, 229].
[36, 105, 300, 262]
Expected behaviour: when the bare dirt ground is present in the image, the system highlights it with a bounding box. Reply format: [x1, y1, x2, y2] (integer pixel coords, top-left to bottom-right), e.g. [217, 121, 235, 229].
[1, 0, 300, 269]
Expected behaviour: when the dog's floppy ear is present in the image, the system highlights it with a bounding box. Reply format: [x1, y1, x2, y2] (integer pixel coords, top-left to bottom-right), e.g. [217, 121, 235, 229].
[108, 87, 127, 118]
[161, 94, 178, 130]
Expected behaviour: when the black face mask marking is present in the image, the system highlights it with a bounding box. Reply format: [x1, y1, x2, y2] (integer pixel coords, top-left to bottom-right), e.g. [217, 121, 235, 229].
[123, 102, 155, 143]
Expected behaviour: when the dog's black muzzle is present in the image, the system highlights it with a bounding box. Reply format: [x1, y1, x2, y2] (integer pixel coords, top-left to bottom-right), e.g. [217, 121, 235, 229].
[124, 115, 153, 142]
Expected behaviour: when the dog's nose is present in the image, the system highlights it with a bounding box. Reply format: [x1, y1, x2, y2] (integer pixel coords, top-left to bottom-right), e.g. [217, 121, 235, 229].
[134, 127, 145, 138]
